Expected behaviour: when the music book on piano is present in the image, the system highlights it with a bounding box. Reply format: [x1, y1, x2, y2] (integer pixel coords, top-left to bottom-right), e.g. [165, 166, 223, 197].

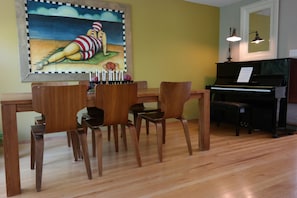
[236, 67, 253, 83]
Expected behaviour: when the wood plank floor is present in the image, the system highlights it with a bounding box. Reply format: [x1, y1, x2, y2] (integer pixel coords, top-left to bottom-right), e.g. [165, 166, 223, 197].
[1, 120, 297, 198]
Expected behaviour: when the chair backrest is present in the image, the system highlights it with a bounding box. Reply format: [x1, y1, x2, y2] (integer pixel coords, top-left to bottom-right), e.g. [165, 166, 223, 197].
[95, 83, 137, 125]
[159, 81, 192, 119]
[32, 84, 87, 133]
[31, 82, 68, 113]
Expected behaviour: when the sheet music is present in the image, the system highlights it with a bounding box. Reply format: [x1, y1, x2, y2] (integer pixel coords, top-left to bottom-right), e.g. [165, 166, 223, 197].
[237, 67, 253, 83]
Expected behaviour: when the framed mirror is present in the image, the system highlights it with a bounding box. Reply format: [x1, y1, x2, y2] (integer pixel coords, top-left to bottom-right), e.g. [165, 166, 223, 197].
[239, 0, 279, 61]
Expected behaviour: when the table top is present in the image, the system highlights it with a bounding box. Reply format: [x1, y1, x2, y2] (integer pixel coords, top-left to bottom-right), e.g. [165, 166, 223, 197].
[1, 88, 208, 105]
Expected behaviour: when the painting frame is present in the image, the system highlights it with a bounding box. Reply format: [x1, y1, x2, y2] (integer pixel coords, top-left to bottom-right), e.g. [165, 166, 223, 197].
[14, 0, 133, 82]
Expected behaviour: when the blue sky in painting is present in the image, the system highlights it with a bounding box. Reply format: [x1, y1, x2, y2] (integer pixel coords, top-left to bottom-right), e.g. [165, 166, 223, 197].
[27, 0, 125, 45]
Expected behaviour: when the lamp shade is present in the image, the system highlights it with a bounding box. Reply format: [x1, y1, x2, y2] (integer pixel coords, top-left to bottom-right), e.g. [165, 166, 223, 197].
[226, 28, 241, 42]
[251, 31, 264, 44]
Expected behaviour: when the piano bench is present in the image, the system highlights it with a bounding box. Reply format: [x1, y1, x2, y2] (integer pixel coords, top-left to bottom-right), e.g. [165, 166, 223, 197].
[211, 101, 252, 136]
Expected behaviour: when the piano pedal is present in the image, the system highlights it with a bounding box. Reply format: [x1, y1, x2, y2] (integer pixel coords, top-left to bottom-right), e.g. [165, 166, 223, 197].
[240, 121, 249, 128]
[240, 121, 244, 127]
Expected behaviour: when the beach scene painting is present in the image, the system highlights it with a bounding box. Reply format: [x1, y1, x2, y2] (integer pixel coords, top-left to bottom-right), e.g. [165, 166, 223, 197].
[15, 0, 132, 81]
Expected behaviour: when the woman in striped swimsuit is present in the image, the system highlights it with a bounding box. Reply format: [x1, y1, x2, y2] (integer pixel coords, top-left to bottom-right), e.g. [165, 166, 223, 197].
[36, 21, 109, 70]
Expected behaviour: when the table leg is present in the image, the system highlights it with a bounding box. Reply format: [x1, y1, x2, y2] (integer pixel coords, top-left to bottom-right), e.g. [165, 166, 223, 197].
[1, 104, 21, 196]
[198, 90, 210, 150]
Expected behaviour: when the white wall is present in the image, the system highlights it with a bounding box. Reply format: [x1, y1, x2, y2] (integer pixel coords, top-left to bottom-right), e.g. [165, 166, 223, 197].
[278, 0, 297, 58]
[219, 0, 297, 63]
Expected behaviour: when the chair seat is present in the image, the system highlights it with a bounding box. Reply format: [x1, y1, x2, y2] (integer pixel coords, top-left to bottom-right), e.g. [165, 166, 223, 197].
[85, 117, 104, 128]
[130, 104, 160, 135]
[31, 124, 83, 137]
[35, 116, 83, 128]
[130, 103, 160, 113]
[85, 107, 104, 118]
[31, 124, 46, 136]
[139, 111, 165, 122]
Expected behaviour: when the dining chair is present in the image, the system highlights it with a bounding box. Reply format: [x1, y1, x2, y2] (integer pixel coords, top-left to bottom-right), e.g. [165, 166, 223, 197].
[129, 81, 160, 135]
[79, 80, 115, 157]
[136, 81, 193, 162]
[31, 82, 82, 162]
[30, 84, 92, 192]
[83, 83, 142, 176]
[31, 82, 72, 147]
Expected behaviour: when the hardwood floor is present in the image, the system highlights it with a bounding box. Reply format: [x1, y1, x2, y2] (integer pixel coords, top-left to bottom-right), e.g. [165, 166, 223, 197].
[1, 120, 297, 198]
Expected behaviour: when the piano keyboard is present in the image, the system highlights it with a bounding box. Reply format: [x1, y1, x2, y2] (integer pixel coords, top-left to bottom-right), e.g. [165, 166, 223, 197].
[210, 85, 273, 93]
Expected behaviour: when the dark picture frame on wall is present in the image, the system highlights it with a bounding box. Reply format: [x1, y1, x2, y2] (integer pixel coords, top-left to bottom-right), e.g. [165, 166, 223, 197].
[14, 0, 133, 82]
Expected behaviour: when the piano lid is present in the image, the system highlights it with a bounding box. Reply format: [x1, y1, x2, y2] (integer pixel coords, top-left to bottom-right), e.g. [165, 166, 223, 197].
[215, 61, 288, 87]
[250, 74, 286, 86]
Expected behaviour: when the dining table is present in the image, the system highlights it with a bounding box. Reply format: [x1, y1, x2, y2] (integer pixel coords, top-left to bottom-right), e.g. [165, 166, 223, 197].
[0, 87, 210, 197]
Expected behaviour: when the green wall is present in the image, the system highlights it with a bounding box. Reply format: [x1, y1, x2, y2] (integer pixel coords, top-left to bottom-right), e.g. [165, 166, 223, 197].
[0, 0, 219, 141]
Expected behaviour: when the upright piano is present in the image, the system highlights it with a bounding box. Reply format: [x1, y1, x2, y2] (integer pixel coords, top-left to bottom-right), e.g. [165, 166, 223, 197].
[209, 58, 297, 137]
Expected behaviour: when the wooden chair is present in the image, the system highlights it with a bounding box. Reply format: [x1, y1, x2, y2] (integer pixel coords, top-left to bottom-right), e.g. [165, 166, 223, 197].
[136, 81, 193, 162]
[129, 81, 160, 135]
[30, 85, 92, 192]
[79, 80, 115, 157]
[31, 82, 72, 148]
[83, 83, 142, 176]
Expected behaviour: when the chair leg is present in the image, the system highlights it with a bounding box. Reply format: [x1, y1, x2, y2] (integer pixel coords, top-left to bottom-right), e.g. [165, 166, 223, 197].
[135, 113, 150, 135]
[145, 120, 150, 135]
[66, 131, 71, 147]
[30, 132, 35, 170]
[133, 112, 137, 125]
[162, 120, 166, 144]
[34, 134, 44, 192]
[121, 124, 127, 151]
[113, 125, 119, 152]
[70, 131, 81, 161]
[155, 122, 163, 162]
[92, 129, 96, 157]
[127, 123, 142, 167]
[77, 129, 92, 180]
[180, 119, 192, 155]
[135, 116, 143, 140]
[82, 119, 96, 157]
[95, 128, 103, 176]
[107, 125, 111, 141]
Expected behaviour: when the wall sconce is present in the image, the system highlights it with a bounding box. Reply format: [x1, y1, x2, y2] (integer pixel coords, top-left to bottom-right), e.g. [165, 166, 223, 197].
[250, 31, 264, 44]
[226, 27, 241, 62]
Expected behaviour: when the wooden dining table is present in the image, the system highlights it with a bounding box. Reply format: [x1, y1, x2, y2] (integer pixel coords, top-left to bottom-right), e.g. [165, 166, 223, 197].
[0, 88, 210, 197]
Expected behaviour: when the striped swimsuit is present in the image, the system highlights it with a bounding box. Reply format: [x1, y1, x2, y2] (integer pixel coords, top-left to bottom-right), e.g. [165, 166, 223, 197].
[73, 35, 102, 60]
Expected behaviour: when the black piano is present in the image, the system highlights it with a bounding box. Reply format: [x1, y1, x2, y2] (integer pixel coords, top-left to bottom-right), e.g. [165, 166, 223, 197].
[209, 58, 297, 137]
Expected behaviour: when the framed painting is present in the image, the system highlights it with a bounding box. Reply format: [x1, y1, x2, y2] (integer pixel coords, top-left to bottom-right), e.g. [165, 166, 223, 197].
[14, 0, 133, 82]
